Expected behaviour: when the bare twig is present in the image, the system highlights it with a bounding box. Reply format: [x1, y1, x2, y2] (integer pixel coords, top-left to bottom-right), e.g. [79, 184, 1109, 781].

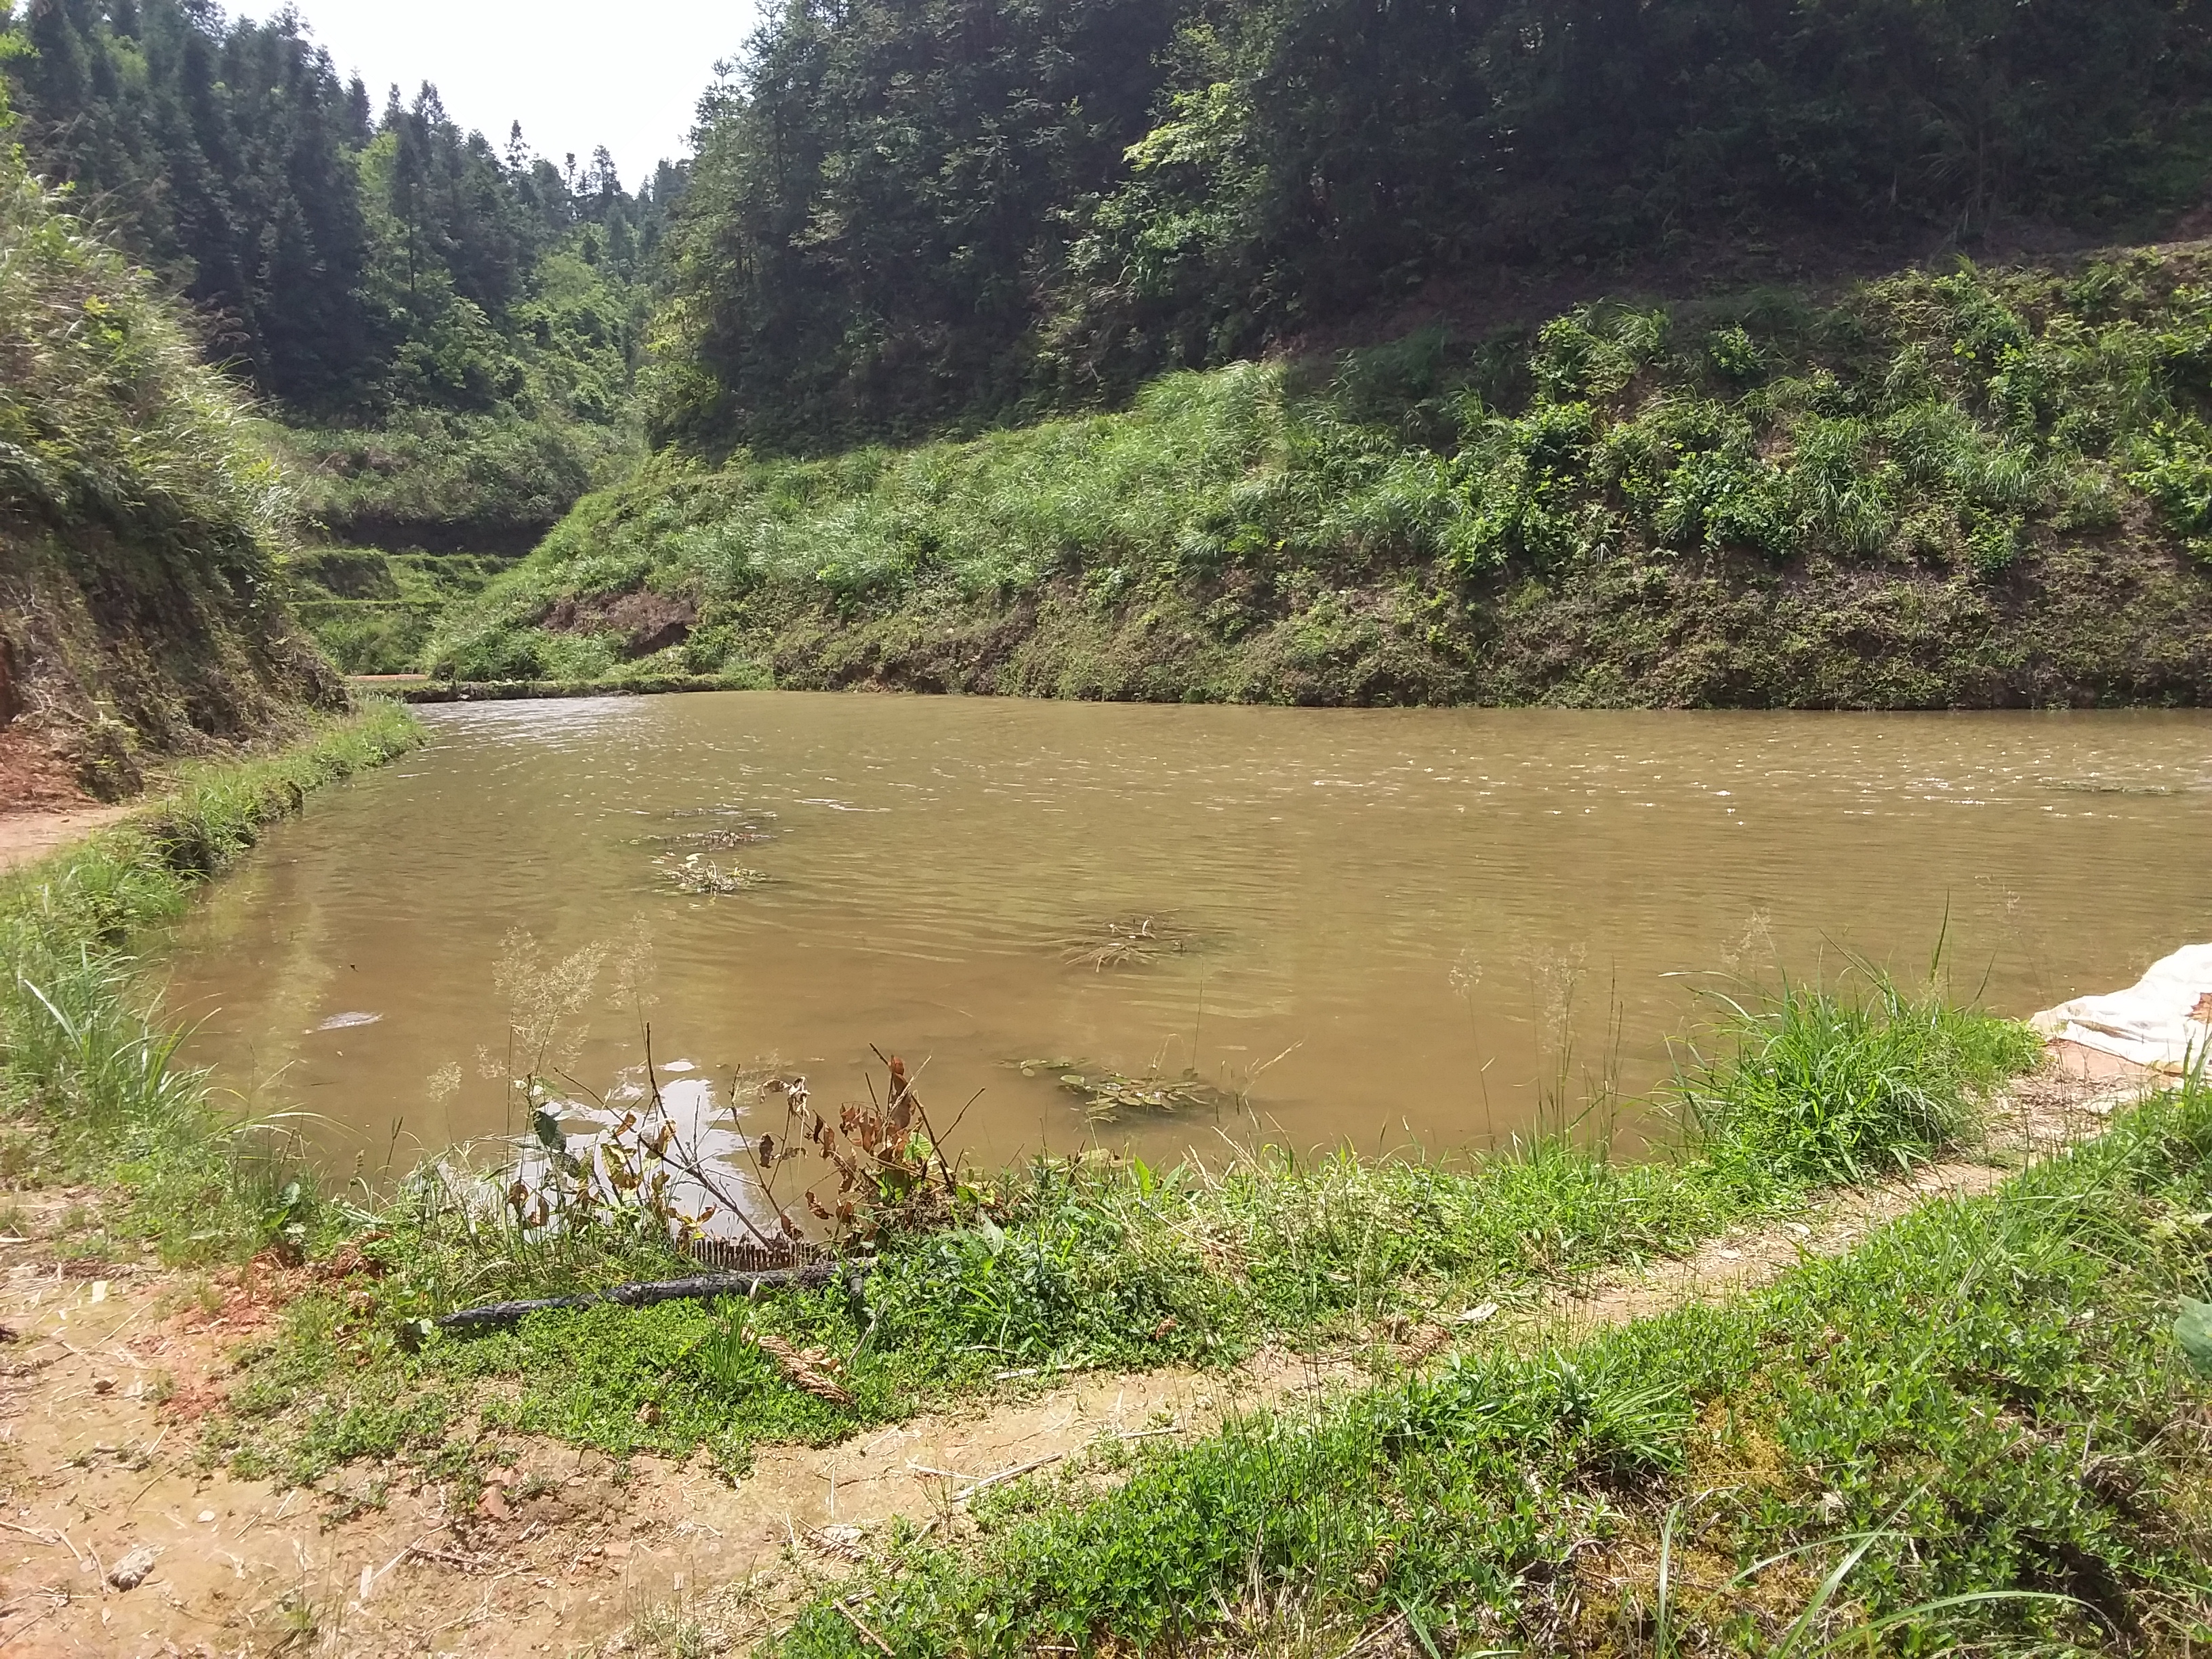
[955, 1451, 1065, 1502]
[834, 1597, 895, 1657]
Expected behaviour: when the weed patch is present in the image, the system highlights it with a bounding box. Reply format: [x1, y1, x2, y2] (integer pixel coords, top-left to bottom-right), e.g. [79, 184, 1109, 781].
[774, 1080, 2212, 1656]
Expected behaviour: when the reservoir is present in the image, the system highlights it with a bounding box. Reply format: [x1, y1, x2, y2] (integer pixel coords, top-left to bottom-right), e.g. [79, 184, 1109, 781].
[161, 693, 2212, 1171]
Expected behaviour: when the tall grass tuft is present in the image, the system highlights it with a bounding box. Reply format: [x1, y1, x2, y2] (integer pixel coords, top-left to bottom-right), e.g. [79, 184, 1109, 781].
[1674, 973, 2040, 1187]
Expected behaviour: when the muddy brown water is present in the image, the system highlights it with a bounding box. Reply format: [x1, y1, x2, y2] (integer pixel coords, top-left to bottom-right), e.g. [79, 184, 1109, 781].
[159, 694, 2210, 1179]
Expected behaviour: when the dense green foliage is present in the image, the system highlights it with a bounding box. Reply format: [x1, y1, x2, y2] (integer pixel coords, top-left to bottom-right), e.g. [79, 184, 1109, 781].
[773, 1081, 2212, 1655]
[1, 1, 677, 554]
[205, 976, 2036, 1486]
[1, 0, 677, 423]
[0, 122, 284, 562]
[0, 77, 338, 761]
[654, 0, 2212, 451]
[281, 544, 521, 675]
[432, 246, 2212, 705]
[0, 705, 423, 1252]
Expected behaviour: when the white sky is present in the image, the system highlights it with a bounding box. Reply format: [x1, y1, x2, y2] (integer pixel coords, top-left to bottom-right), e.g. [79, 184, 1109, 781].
[232, 1, 763, 188]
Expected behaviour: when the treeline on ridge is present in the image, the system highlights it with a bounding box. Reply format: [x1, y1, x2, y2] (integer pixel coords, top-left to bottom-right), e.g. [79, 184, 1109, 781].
[655, 0, 2212, 452]
[0, 0, 683, 546]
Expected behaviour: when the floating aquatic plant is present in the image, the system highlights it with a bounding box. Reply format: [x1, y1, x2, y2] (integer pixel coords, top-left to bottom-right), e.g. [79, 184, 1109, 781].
[1012, 1057, 1237, 1122]
[1059, 915, 1193, 972]
[671, 825, 778, 850]
[658, 852, 770, 894]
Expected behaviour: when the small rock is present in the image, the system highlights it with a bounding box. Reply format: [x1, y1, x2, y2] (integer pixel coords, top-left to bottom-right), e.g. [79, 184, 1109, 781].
[107, 1546, 158, 1591]
[197, 1509, 216, 1523]
[91, 1376, 114, 1395]
[477, 1487, 510, 1522]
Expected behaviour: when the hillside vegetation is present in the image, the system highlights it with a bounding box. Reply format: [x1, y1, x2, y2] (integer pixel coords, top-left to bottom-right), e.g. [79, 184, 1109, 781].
[653, 0, 2212, 451]
[430, 245, 2212, 707]
[1, 0, 682, 673]
[0, 79, 338, 795]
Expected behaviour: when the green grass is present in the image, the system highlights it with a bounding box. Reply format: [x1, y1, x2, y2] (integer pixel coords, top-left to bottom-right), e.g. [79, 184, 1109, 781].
[770, 1076, 2212, 1657]
[425, 246, 2212, 706]
[0, 702, 425, 1257]
[275, 409, 640, 555]
[205, 976, 2039, 1488]
[285, 546, 525, 674]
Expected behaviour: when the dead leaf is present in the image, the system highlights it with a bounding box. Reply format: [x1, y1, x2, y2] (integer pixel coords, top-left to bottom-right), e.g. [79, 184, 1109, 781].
[755, 1333, 855, 1405]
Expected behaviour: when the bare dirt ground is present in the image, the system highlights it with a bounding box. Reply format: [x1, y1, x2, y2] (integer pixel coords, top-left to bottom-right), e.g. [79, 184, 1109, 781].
[0, 808, 133, 878]
[0, 730, 129, 876]
[0, 1063, 2149, 1658]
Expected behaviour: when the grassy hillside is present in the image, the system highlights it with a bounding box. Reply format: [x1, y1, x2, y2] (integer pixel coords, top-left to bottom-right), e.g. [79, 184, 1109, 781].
[0, 102, 340, 795]
[281, 545, 519, 676]
[429, 245, 2212, 707]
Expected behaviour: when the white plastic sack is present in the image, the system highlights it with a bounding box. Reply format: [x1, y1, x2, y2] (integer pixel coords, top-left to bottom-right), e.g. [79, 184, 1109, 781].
[2030, 944, 2212, 1073]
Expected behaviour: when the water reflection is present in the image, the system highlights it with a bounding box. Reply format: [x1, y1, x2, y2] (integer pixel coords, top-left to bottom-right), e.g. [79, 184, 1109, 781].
[161, 694, 2212, 1172]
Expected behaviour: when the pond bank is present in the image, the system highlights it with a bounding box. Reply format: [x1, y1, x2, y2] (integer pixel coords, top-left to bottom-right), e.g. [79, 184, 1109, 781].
[426, 249, 2212, 712]
[0, 1049, 2173, 1656]
[0, 702, 424, 1225]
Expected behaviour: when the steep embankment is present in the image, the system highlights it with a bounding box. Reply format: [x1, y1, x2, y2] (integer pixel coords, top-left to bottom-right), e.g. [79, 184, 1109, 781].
[0, 139, 342, 803]
[430, 246, 2212, 708]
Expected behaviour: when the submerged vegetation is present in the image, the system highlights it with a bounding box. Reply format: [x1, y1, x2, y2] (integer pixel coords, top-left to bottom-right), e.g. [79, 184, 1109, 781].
[432, 249, 2212, 705]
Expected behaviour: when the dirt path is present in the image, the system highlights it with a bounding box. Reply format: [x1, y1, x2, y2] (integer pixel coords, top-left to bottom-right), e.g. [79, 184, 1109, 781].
[0, 1065, 2147, 1657]
[0, 807, 134, 878]
[0, 726, 134, 877]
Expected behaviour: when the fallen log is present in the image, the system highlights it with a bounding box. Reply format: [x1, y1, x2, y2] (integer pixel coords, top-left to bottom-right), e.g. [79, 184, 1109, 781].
[434, 1263, 863, 1334]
